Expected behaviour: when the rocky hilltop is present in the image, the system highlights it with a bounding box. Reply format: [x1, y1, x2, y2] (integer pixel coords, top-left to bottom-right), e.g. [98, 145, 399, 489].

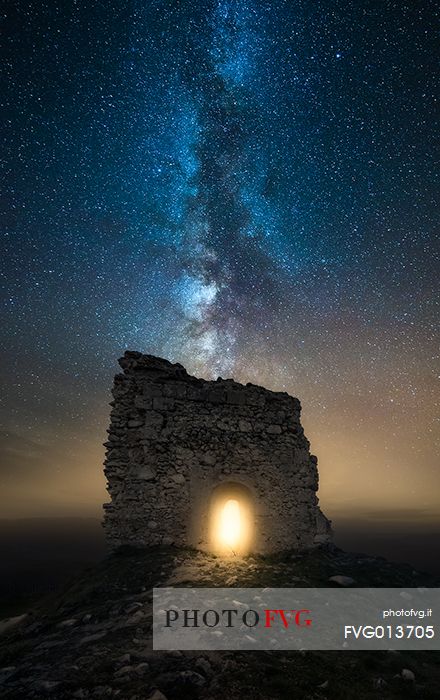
[0, 545, 439, 699]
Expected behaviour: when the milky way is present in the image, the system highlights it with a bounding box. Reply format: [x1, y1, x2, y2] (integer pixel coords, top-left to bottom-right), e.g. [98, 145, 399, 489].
[1, 1, 439, 520]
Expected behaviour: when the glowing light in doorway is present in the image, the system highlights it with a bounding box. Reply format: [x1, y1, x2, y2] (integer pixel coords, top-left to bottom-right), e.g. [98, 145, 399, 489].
[219, 498, 241, 549]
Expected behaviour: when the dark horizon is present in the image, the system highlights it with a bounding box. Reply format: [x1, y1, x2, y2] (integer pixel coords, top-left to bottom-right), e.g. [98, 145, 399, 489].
[1, 514, 439, 574]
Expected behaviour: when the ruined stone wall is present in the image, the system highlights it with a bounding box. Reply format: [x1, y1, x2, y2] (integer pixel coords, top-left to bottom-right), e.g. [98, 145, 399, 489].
[103, 352, 332, 553]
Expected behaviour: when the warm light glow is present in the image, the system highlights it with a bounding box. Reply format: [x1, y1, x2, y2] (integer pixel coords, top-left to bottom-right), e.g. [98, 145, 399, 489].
[209, 483, 253, 556]
[219, 499, 241, 549]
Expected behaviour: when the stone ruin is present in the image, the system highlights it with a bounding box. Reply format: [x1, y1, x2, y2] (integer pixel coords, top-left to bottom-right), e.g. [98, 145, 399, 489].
[103, 352, 332, 554]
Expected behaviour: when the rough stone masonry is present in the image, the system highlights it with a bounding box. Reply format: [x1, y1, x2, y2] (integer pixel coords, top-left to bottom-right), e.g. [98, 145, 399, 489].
[103, 352, 332, 553]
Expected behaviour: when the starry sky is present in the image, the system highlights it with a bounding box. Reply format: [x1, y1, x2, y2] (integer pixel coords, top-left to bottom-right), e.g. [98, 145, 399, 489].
[1, 0, 439, 525]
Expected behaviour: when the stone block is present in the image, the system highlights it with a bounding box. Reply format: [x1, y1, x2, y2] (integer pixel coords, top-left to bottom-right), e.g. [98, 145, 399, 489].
[128, 419, 143, 428]
[208, 390, 225, 404]
[163, 382, 187, 399]
[171, 473, 186, 484]
[153, 397, 175, 411]
[226, 390, 247, 405]
[134, 395, 153, 410]
[134, 466, 156, 481]
[266, 424, 282, 434]
[187, 386, 206, 401]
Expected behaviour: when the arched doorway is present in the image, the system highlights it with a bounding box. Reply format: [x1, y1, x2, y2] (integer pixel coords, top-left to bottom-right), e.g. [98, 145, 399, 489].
[208, 482, 254, 556]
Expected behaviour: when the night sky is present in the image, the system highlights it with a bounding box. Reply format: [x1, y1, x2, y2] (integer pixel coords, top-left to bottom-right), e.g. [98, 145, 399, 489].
[1, 1, 439, 525]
